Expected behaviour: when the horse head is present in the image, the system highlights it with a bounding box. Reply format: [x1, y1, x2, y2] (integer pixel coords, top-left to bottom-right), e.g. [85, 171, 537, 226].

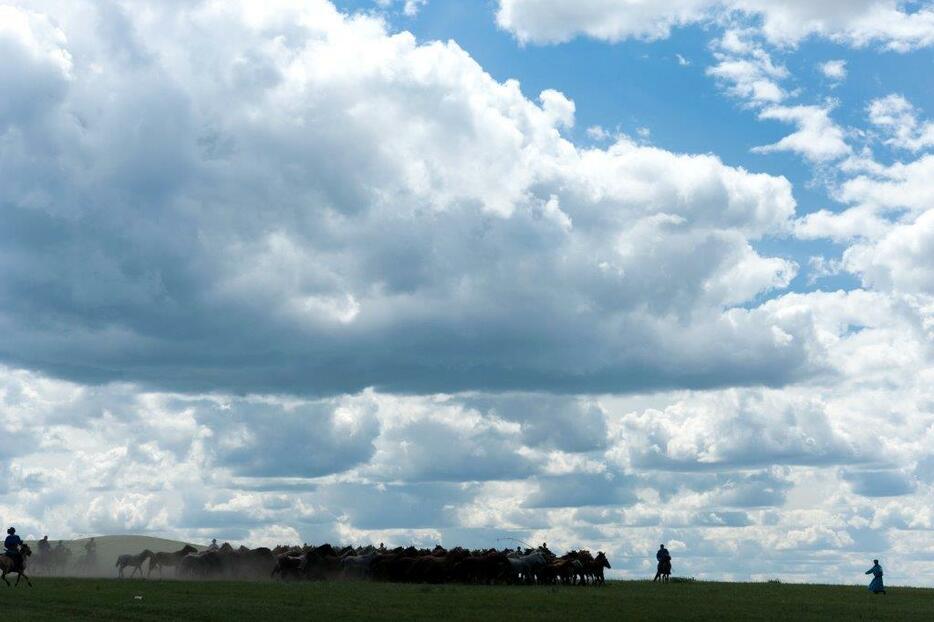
[597, 552, 611, 568]
[20, 543, 32, 558]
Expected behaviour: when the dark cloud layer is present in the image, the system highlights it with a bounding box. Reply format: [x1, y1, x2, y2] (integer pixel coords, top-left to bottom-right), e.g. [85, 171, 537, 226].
[0, 0, 810, 397]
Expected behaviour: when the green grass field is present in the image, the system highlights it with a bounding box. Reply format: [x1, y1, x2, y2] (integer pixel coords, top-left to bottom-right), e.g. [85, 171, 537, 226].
[4, 578, 932, 621]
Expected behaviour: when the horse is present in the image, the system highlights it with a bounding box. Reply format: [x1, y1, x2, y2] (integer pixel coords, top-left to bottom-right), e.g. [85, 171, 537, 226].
[223, 546, 276, 579]
[546, 558, 581, 585]
[116, 550, 155, 578]
[0, 543, 33, 587]
[339, 552, 378, 579]
[148, 545, 197, 577]
[553, 550, 592, 585]
[654, 558, 672, 582]
[299, 545, 341, 581]
[177, 551, 223, 579]
[589, 552, 611, 585]
[271, 553, 304, 580]
[452, 551, 511, 585]
[507, 551, 550, 584]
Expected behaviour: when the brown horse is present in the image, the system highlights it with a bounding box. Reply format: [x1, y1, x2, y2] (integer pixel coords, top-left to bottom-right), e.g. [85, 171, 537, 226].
[148, 545, 198, 577]
[0, 543, 33, 587]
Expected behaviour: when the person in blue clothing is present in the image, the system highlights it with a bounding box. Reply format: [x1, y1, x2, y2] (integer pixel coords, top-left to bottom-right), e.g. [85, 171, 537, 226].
[866, 559, 886, 594]
[4, 527, 23, 572]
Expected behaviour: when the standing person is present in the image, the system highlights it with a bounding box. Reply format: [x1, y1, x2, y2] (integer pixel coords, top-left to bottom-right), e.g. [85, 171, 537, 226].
[653, 545, 671, 582]
[866, 559, 886, 594]
[3, 527, 23, 572]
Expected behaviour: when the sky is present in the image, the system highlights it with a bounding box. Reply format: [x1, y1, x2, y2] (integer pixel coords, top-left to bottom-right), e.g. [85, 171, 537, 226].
[0, 0, 932, 585]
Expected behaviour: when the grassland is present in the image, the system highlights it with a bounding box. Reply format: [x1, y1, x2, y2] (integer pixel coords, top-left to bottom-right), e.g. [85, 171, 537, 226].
[5, 577, 932, 621]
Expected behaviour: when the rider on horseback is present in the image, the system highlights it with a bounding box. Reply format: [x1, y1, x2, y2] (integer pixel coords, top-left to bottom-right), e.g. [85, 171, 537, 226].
[4, 527, 24, 572]
[653, 544, 671, 582]
[38, 536, 51, 555]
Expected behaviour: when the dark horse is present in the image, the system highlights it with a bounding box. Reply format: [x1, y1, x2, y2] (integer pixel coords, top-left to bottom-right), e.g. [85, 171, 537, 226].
[0, 543, 33, 587]
[148, 545, 198, 577]
[654, 558, 671, 582]
[590, 551, 611, 585]
[116, 550, 155, 578]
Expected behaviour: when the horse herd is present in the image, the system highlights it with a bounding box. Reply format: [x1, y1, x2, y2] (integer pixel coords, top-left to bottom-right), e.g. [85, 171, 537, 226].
[29, 544, 97, 577]
[113, 542, 612, 586]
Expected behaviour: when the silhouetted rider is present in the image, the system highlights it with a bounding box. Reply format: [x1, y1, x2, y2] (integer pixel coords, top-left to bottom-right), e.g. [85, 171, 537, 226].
[653, 544, 671, 582]
[4, 527, 23, 572]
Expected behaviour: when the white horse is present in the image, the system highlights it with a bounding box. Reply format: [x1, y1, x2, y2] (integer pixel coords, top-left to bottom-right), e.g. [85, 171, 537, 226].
[508, 551, 549, 584]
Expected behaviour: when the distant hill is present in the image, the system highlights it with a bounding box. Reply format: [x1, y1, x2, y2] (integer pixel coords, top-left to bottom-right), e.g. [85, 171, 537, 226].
[25, 535, 205, 577]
